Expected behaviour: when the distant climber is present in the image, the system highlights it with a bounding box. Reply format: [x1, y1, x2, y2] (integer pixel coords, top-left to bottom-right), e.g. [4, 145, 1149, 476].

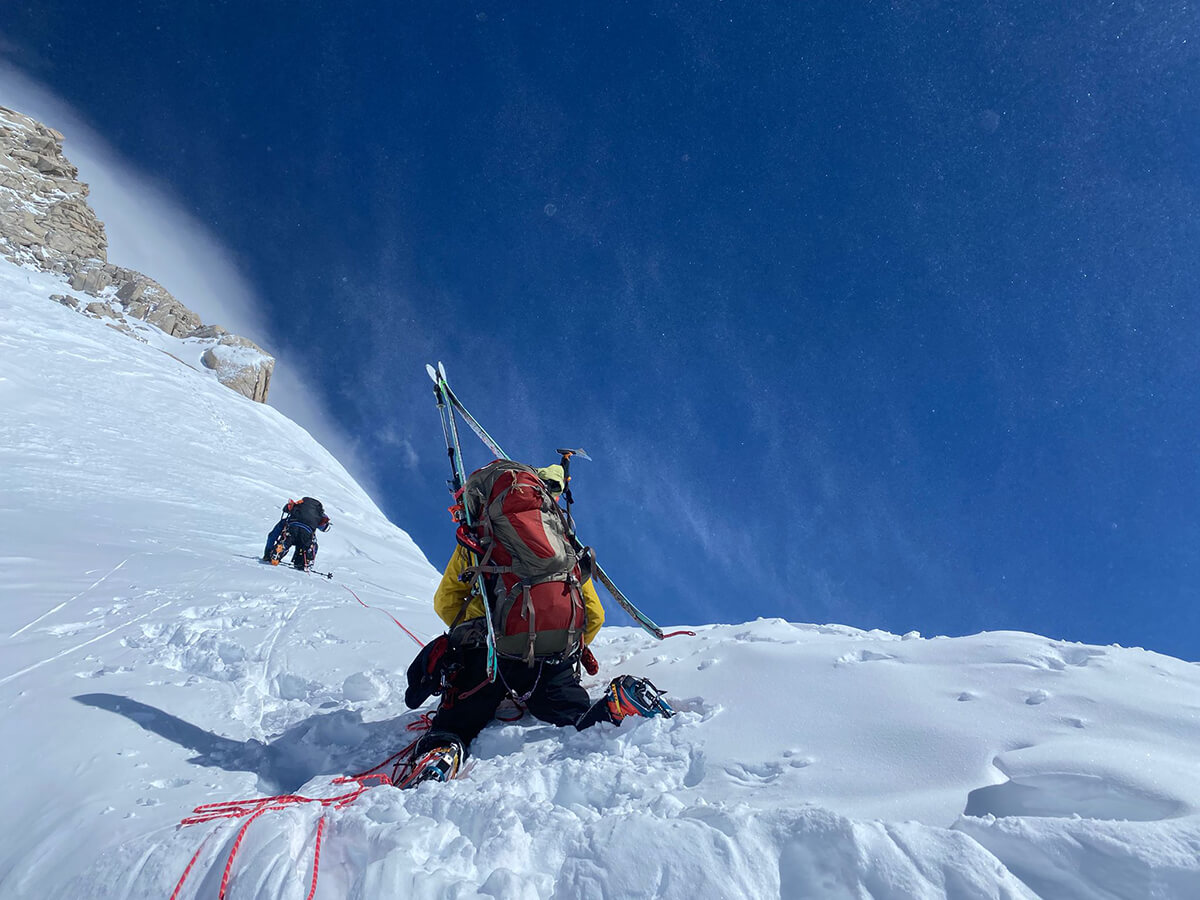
[399, 461, 673, 787]
[264, 497, 330, 571]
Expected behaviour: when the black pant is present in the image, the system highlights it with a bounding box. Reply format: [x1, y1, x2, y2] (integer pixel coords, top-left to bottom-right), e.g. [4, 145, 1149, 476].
[265, 520, 317, 568]
[415, 649, 614, 758]
[284, 523, 316, 569]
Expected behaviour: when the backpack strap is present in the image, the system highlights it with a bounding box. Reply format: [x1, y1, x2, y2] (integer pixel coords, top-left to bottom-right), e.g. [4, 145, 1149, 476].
[518, 582, 536, 666]
[451, 539, 496, 628]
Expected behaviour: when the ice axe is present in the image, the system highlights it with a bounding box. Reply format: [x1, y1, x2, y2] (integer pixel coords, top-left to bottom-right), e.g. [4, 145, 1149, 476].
[556, 447, 590, 534]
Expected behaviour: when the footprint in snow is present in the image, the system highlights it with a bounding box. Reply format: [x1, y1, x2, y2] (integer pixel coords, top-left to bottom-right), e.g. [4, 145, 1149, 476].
[1058, 645, 1106, 667]
[835, 649, 897, 666]
[723, 761, 785, 785]
[782, 749, 813, 768]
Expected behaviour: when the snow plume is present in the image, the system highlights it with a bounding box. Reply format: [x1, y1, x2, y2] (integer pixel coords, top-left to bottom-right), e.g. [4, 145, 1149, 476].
[0, 61, 263, 342]
[0, 61, 371, 494]
[3, 256, 1200, 899]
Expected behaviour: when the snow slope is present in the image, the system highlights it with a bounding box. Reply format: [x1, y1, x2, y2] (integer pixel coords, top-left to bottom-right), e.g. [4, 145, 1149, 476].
[2, 257, 1200, 899]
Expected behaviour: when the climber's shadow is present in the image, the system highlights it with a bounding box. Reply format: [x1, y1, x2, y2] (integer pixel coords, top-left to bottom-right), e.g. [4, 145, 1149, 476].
[74, 692, 418, 794]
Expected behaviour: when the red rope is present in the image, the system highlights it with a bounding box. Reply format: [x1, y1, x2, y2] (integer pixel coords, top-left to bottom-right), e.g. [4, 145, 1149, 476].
[392, 757, 427, 790]
[350, 713, 433, 782]
[305, 817, 326, 900]
[218, 806, 271, 900]
[340, 583, 425, 647]
[662, 629, 697, 638]
[167, 834, 209, 900]
[382, 715, 437, 787]
[172, 715, 433, 900]
[393, 749, 445, 790]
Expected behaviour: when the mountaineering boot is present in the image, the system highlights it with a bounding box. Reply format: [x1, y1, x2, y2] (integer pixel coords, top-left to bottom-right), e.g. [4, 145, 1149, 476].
[399, 741, 463, 789]
[294, 543, 316, 572]
[605, 675, 676, 723]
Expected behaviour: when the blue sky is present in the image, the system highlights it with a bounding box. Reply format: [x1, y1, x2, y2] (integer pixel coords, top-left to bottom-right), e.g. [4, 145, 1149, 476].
[4, 3, 1200, 660]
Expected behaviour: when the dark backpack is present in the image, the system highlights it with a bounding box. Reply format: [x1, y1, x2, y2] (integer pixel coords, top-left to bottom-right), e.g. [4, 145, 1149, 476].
[289, 497, 325, 529]
[457, 460, 585, 665]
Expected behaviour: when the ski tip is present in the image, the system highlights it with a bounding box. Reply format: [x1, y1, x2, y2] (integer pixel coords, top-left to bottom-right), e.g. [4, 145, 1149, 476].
[437, 361, 448, 381]
[425, 364, 439, 381]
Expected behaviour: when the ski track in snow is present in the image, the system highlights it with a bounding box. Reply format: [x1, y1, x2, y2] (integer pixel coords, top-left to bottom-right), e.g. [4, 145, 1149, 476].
[9, 555, 133, 637]
[0, 599, 175, 687]
[5, 259, 1200, 898]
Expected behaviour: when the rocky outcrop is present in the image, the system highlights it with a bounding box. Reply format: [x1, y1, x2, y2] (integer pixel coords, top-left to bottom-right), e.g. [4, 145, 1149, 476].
[0, 105, 274, 403]
[193, 325, 273, 403]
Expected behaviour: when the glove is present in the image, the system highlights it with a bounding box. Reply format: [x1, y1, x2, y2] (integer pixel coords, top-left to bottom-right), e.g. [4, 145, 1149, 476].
[576, 545, 596, 582]
[581, 645, 599, 676]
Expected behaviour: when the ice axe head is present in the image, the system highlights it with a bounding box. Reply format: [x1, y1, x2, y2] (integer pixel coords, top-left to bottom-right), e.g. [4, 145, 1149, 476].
[554, 448, 589, 503]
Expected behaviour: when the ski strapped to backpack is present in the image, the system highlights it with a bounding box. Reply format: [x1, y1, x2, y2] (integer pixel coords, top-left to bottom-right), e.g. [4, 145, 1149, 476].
[426, 362, 694, 643]
[429, 363, 500, 680]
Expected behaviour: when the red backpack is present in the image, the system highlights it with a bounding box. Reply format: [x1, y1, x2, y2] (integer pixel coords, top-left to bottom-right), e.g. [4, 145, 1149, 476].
[456, 460, 585, 665]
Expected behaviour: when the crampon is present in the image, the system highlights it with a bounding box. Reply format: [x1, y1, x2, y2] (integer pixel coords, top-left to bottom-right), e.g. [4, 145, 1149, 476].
[605, 675, 676, 723]
[395, 742, 462, 789]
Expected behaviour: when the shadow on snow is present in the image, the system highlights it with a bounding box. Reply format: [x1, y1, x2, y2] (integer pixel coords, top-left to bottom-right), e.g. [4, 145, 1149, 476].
[74, 692, 418, 794]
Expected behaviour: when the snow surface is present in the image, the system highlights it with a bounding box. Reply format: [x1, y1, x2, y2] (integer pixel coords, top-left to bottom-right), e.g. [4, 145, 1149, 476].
[2, 256, 1200, 899]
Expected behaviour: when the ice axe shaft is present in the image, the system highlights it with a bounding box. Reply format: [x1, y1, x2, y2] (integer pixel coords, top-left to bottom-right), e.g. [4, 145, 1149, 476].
[555, 449, 590, 535]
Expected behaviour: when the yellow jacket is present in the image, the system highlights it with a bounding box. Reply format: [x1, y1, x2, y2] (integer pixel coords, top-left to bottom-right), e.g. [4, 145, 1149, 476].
[433, 543, 605, 645]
